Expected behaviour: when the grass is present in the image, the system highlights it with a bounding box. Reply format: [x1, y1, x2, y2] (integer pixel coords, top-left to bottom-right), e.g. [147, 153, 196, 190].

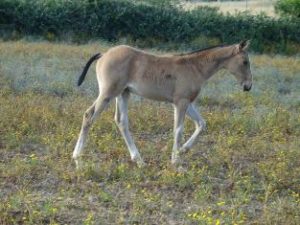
[183, 0, 277, 17]
[0, 40, 300, 224]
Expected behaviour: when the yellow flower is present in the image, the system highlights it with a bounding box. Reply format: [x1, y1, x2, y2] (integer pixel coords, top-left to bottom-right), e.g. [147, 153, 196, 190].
[217, 201, 225, 206]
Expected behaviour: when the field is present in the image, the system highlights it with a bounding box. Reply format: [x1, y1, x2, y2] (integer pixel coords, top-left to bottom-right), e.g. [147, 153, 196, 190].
[183, 0, 276, 16]
[0, 40, 300, 224]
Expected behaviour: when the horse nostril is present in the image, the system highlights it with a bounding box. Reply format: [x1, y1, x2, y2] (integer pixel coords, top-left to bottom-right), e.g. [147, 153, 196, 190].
[243, 84, 252, 92]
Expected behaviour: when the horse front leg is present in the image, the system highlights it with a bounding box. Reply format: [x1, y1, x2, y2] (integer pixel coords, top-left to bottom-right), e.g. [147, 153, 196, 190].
[171, 99, 189, 164]
[180, 104, 206, 153]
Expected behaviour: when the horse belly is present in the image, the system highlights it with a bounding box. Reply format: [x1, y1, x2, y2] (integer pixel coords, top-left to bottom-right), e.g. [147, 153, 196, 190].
[128, 82, 174, 102]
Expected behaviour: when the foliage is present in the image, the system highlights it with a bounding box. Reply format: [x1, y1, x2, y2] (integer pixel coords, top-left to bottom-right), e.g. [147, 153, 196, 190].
[0, 0, 299, 54]
[131, 0, 179, 6]
[200, 0, 244, 1]
[0, 40, 300, 225]
[275, 0, 300, 17]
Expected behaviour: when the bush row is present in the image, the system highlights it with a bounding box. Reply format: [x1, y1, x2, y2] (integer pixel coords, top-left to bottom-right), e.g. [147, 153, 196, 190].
[0, 0, 299, 54]
[275, 0, 300, 18]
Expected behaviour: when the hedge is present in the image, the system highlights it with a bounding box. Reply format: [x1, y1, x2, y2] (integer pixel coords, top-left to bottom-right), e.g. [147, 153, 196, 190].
[275, 0, 300, 18]
[0, 0, 299, 54]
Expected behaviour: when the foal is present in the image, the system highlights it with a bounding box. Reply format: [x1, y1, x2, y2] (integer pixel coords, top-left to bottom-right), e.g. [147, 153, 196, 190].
[73, 41, 252, 168]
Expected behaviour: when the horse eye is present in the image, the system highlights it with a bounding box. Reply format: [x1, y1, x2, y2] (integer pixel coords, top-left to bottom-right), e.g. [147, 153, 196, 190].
[243, 61, 248, 65]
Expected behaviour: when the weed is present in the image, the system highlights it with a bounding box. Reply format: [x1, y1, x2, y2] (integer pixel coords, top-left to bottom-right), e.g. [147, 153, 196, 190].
[0, 40, 299, 224]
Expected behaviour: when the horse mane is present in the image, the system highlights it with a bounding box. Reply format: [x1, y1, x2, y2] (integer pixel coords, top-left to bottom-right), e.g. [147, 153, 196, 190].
[176, 44, 229, 56]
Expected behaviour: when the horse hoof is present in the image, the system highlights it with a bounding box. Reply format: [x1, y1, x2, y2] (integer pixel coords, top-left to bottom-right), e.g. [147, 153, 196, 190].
[176, 165, 188, 173]
[179, 146, 190, 153]
[171, 156, 182, 166]
[74, 158, 84, 170]
[137, 160, 146, 168]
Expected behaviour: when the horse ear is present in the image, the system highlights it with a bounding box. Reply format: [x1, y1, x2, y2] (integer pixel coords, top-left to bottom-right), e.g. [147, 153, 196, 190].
[239, 40, 250, 51]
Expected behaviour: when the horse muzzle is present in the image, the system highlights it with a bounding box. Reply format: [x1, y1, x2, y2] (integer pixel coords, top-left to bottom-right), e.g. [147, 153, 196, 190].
[243, 83, 252, 92]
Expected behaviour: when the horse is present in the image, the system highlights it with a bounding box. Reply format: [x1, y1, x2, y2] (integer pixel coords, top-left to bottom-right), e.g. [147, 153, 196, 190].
[73, 40, 252, 169]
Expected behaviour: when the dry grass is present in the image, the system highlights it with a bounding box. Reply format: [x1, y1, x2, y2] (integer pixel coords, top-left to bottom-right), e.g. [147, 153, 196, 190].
[182, 0, 277, 17]
[0, 40, 299, 224]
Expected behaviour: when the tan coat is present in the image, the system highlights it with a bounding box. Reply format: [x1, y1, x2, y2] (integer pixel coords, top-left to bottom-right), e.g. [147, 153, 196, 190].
[73, 41, 252, 169]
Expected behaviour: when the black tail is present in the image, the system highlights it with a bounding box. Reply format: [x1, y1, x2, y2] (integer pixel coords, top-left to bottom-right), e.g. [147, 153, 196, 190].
[77, 53, 102, 86]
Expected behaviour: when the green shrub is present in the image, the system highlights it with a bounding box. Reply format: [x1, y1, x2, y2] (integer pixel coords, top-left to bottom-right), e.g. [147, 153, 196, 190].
[132, 0, 179, 6]
[0, 0, 299, 54]
[275, 0, 300, 17]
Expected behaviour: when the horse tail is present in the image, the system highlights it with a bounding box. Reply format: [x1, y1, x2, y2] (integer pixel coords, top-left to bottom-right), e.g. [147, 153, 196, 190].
[77, 53, 102, 86]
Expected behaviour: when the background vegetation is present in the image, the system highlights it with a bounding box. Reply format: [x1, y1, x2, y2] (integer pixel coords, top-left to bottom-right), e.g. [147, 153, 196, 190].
[0, 0, 299, 54]
[0, 0, 299, 224]
[275, 0, 300, 17]
[0, 40, 299, 224]
[185, 0, 277, 16]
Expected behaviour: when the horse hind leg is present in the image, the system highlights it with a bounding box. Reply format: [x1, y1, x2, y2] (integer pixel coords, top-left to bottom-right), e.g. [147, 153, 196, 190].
[73, 95, 111, 169]
[114, 91, 145, 167]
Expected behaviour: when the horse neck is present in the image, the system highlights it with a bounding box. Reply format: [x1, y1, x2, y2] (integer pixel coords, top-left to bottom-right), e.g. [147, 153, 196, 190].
[189, 45, 235, 81]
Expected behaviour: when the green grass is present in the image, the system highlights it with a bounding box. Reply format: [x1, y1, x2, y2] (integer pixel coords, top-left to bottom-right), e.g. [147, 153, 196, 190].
[0, 40, 299, 224]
